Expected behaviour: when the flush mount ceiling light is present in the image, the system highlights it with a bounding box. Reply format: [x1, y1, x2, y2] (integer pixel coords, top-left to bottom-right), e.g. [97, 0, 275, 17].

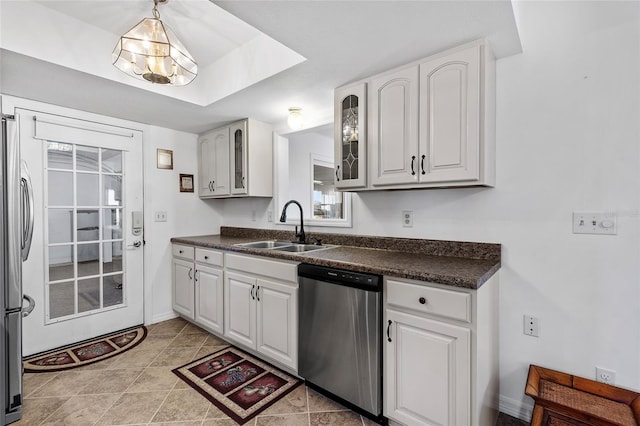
[288, 107, 303, 130]
[112, 0, 197, 86]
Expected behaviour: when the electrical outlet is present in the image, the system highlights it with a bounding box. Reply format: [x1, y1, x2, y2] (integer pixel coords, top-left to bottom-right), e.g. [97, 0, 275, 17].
[402, 210, 413, 228]
[523, 314, 539, 337]
[596, 367, 616, 384]
[251, 210, 257, 221]
[267, 210, 273, 222]
[154, 211, 167, 222]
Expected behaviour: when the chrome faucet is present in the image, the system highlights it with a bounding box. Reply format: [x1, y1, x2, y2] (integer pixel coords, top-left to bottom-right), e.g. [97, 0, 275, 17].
[279, 200, 306, 244]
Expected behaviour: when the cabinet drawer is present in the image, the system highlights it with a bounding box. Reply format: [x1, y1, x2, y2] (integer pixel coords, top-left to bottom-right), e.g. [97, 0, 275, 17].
[195, 248, 223, 267]
[387, 279, 471, 323]
[225, 253, 298, 284]
[172, 244, 194, 260]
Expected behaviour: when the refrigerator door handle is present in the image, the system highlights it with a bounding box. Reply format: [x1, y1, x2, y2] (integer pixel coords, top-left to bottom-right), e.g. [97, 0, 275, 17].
[22, 294, 36, 317]
[21, 161, 34, 261]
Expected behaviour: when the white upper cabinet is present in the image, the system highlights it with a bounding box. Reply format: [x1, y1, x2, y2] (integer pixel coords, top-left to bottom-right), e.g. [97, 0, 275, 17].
[370, 66, 420, 186]
[419, 44, 480, 183]
[198, 127, 230, 197]
[335, 40, 495, 191]
[198, 118, 273, 199]
[334, 83, 367, 189]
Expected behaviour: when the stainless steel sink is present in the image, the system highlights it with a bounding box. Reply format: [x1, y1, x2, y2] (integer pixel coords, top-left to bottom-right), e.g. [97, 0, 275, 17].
[272, 244, 331, 253]
[234, 240, 335, 254]
[235, 241, 292, 249]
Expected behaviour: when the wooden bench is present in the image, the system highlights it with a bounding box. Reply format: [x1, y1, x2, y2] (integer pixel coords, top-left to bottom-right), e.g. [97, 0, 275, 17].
[525, 365, 640, 425]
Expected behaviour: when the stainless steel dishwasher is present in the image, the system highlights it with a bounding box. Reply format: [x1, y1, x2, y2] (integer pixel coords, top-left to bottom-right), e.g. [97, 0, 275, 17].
[298, 263, 382, 420]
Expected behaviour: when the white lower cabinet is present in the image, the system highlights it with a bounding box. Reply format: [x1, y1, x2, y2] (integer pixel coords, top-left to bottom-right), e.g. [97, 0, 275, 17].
[171, 244, 224, 335]
[224, 253, 298, 371]
[172, 257, 195, 318]
[385, 309, 470, 425]
[384, 275, 499, 426]
[194, 264, 224, 335]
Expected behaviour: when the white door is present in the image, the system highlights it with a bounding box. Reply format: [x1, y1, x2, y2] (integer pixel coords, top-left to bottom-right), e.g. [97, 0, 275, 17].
[385, 309, 470, 426]
[197, 135, 214, 196]
[19, 109, 144, 356]
[195, 264, 223, 334]
[172, 258, 194, 319]
[419, 45, 480, 183]
[224, 271, 256, 348]
[212, 127, 230, 195]
[256, 278, 297, 369]
[370, 65, 419, 186]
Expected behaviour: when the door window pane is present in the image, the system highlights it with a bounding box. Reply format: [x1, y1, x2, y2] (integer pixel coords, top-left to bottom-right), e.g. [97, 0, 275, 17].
[48, 209, 73, 243]
[77, 243, 99, 277]
[49, 281, 75, 319]
[77, 173, 99, 206]
[49, 245, 74, 281]
[102, 149, 122, 173]
[104, 275, 123, 307]
[103, 242, 123, 273]
[103, 175, 122, 206]
[103, 208, 123, 240]
[76, 146, 99, 171]
[47, 142, 73, 169]
[77, 210, 99, 241]
[48, 171, 73, 206]
[78, 278, 100, 313]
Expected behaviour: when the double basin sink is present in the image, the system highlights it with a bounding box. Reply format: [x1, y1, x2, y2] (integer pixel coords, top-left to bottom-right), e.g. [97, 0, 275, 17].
[234, 240, 336, 254]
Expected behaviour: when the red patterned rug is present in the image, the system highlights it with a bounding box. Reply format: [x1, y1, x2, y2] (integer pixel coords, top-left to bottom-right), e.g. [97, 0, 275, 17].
[23, 325, 147, 372]
[173, 346, 302, 425]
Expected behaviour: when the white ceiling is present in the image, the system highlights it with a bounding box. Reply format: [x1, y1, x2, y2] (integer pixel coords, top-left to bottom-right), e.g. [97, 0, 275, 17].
[0, 0, 522, 134]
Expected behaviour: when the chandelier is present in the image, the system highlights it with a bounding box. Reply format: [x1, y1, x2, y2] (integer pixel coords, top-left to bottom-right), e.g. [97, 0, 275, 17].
[112, 0, 197, 86]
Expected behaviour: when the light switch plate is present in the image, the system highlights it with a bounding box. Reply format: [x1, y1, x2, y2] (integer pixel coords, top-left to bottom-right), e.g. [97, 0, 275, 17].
[572, 212, 616, 235]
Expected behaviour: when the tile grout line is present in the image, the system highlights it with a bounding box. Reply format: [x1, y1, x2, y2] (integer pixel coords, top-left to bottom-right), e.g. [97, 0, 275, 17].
[306, 385, 311, 426]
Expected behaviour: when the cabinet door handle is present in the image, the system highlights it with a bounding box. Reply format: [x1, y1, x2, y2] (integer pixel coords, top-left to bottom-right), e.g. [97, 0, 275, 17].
[179, 250, 183, 254]
[421, 154, 426, 175]
[241, 176, 245, 189]
[208, 181, 213, 192]
[188, 268, 193, 280]
[419, 297, 427, 305]
[204, 255, 209, 260]
[195, 270, 199, 282]
[386, 320, 392, 342]
[251, 285, 255, 300]
[335, 165, 340, 182]
[256, 286, 260, 301]
[411, 156, 416, 175]
[212, 180, 215, 191]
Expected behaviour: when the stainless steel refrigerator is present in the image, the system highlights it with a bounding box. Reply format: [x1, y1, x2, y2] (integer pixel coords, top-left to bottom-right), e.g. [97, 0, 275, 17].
[2, 112, 35, 425]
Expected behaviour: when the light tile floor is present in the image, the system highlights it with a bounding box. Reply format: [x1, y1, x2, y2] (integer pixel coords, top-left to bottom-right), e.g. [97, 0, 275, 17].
[17, 317, 379, 426]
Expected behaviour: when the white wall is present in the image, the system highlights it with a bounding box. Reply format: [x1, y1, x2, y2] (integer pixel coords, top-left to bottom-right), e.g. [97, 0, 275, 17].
[143, 126, 223, 323]
[221, 1, 640, 419]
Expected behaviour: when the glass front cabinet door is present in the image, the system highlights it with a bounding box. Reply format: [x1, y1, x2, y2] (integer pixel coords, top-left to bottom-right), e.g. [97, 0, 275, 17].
[334, 83, 366, 189]
[229, 120, 248, 195]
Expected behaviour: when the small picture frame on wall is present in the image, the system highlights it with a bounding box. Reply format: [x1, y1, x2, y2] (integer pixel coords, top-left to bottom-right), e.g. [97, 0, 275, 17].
[180, 174, 194, 192]
[157, 149, 173, 169]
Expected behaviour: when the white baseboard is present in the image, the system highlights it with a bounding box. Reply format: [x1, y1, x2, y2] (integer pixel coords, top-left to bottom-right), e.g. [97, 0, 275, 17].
[149, 311, 178, 325]
[499, 395, 533, 422]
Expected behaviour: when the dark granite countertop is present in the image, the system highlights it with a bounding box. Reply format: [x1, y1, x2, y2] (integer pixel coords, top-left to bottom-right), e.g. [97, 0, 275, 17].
[170, 227, 501, 289]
